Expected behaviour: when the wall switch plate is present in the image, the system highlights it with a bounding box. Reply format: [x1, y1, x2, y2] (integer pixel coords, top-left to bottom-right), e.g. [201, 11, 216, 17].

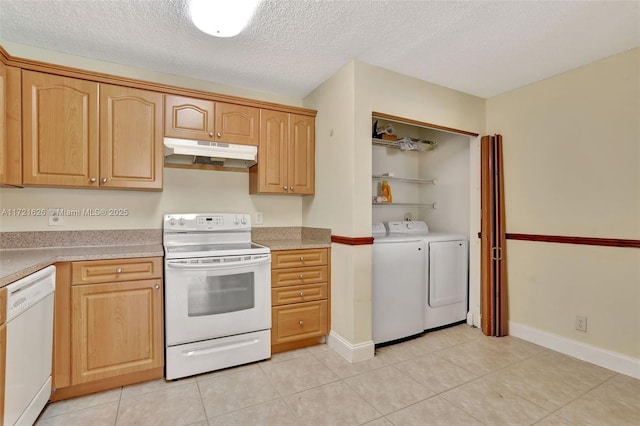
[255, 211, 263, 225]
[575, 315, 587, 332]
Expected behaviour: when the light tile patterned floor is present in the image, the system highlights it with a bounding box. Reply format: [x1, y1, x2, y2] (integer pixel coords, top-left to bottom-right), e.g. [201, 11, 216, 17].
[35, 325, 640, 426]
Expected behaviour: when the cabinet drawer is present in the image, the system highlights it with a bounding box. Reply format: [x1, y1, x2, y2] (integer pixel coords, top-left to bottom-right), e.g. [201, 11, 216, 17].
[72, 257, 162, 285]
[271, 266, 327, 288]
[271, 248, 327, 269]
[272, 283, 327, 306]
[271, 300, 328, 344]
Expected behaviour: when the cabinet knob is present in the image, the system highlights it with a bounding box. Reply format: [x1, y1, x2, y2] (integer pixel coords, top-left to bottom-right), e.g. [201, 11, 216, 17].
[289, 186, 294, 191]
[299, 320, 304, 326]
[300, 256, 304, 261]
[116, 268, 122, 274]
[208, 132, 213, 137]
[299, 274, 304, 279]
[299, 292, 304, 297]
[283, 186, 288, 190]
[101, 177, 107, 183]
[89, 177, 96, 183]
[217, 132, 222, 138]
[155, 284, 160, 290]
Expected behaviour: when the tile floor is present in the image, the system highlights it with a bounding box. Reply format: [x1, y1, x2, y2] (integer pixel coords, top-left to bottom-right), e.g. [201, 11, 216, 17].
[35, 325, 640, 426]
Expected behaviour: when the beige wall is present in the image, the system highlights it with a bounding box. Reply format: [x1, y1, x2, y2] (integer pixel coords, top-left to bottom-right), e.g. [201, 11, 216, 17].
[0, 168, 302, 231]
[0, 42, 303, 232]
[302, 62, 360, 342]
[304, 61, 486, 346]
[487, 48, 640, 358]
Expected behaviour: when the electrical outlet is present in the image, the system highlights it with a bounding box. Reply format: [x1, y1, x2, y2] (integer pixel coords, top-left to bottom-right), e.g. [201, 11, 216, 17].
[48, 210, 64, 226]
[404, 212, 412, 221]
[255, 211, 263, 225]
[575, 315, 587, 332]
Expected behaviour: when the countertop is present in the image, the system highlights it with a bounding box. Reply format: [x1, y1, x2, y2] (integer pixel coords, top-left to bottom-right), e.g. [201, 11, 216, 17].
[256, 239, 331, 251]
[0, 226, 332, 288]
[252, 226, 331, 251]
[0, 244, 164, 288]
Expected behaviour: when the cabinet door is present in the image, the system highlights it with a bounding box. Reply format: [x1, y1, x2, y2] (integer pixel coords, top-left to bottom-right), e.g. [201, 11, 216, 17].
[214, 102, 258, 146]
[288, 114, 315, 194]
[164, 94, 215, 140]
[0, 63, 22, 186]
[22, 70, 99, 187]
[71, 279, 163, 384]
[252, 109, 288, 194]
[100, 85, 163, 190]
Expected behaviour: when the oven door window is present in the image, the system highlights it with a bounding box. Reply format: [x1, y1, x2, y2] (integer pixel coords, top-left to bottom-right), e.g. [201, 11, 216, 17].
[188, 272, 255, 316]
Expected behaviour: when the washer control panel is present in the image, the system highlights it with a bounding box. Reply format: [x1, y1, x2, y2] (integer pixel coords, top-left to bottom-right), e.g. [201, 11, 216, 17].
[387, 221, 429, 233]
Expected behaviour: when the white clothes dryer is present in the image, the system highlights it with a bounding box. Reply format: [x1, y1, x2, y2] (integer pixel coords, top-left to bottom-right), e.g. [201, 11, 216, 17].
[385, 221, 469, 331]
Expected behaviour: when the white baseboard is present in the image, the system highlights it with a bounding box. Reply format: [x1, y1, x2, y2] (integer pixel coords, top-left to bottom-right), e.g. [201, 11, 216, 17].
[509, 321, 640, 379]
[327, 331, 375, 363]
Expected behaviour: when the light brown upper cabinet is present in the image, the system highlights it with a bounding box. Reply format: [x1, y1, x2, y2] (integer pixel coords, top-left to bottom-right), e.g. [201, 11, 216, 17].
[250, 110, 314, 195]
[164, 94, 258, 146]
[100, 84, 163, 190]
[0, 62, 22, 187]
[22, 70, 163, 190]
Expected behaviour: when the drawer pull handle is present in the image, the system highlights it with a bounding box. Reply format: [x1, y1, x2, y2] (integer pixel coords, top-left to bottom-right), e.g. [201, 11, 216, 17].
[299, 320, 304, 326]
[299, 274, 304, 279]
[116, 268, 122, 274]
[299, 292, 304, 297]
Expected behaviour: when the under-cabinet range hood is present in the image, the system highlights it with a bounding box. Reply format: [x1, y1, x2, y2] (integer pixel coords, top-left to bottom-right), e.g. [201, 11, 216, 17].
[164, 137, 257, 168]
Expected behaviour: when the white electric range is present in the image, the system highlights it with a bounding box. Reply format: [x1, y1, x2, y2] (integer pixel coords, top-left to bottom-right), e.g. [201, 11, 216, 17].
[163, 213, 271, 380]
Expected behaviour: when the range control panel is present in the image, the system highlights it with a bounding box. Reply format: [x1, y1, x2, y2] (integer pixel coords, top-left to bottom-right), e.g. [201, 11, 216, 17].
[164, 213, 251, 232]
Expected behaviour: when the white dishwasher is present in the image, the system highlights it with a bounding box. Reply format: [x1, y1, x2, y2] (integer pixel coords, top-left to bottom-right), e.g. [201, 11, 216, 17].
[4, 265, 55, 426]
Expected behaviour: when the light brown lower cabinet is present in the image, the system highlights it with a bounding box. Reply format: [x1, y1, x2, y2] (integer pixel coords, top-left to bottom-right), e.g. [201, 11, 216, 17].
[270, 248, 330, 353]
[52, 258, 164, 401]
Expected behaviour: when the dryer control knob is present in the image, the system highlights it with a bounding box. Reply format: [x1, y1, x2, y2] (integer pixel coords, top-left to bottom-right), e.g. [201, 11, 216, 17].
[169, 217, 176, 226]
[178, 218, 185, 226]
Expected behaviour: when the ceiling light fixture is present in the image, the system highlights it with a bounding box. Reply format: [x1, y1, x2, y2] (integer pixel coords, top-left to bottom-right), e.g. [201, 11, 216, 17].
[189, 0, 263, 38]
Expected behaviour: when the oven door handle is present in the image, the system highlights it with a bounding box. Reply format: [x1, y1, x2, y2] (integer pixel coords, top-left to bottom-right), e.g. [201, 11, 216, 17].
[182, 337, 261, 357]
[166, 256, 270, 269]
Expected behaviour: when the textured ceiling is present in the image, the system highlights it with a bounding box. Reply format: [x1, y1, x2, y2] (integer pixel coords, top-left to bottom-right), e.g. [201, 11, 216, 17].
[0, 0, 638, 99]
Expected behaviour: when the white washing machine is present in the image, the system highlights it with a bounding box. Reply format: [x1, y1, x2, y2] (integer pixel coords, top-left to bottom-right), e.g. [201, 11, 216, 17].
[386, 221, 469, 331]
[371, 223, 426, 344]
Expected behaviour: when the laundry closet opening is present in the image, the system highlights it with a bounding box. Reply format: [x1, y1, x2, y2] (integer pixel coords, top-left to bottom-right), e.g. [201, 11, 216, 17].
[370, 112, 482, 339]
